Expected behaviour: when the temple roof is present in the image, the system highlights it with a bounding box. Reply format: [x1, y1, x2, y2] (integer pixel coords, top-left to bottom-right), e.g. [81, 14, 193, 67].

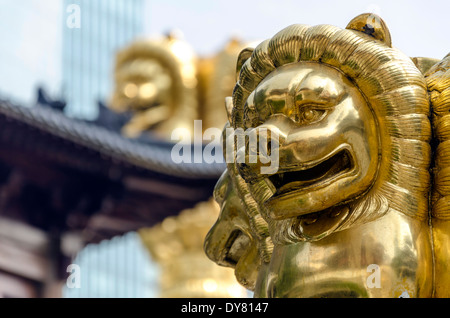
[0, 98, 224, 244]
[0, 99, 225, 180]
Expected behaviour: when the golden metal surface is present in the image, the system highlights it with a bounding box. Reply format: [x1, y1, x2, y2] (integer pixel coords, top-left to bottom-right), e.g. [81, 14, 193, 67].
[426, 54, 450, 298]
[412, 57, 442, 75]
[204, 13, 449, 298]
[204, 158, 273, 291]
[139, 199, 247, 298]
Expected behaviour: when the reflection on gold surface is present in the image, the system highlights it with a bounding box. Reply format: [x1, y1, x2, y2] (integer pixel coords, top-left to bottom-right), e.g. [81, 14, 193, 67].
[204, 13, 443, 298]
[139, 200, 248, 298]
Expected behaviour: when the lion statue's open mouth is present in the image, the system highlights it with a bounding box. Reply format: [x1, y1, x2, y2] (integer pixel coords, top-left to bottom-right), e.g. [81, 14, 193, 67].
[268, 149, 354, 198]
[233, 60, 381, 242]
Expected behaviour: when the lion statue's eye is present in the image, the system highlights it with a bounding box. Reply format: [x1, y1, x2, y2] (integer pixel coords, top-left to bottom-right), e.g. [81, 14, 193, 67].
[299, 107, 326, 124]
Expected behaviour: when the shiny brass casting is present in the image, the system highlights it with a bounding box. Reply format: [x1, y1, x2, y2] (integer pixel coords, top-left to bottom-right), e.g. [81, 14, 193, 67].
[204, 13, 450, 298]
[427, 53, 450, 298]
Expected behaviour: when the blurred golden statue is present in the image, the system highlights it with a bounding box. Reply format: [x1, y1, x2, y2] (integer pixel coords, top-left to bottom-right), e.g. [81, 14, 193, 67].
[198, 39, 259, 131]
[111, 34, 255, 140]
[204, 13, 450, 298]
[139, 199, 247, 298]
[111, 33, 199, 139]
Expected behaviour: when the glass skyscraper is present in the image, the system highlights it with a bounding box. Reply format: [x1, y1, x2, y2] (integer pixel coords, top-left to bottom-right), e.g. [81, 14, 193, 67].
[0, 0, 158, 298]
[62, 0, 145, 119]
[63, 232, 160, 298]
[61, 0, 159, 297]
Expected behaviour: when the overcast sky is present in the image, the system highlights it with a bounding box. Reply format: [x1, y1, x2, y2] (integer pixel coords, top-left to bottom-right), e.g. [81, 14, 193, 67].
[144, 0, 450, 59]
[0, 0, 448, 108]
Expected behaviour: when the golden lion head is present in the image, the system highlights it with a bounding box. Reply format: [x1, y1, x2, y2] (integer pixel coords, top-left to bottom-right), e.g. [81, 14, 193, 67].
[229, 14, 431, 244]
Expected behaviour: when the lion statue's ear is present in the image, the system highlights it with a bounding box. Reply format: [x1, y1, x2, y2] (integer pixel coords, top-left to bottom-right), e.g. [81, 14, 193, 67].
[236, 47, 254, 82]
[346, 13, 392, 47]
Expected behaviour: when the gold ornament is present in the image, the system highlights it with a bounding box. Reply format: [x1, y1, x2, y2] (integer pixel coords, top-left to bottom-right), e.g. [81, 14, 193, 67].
[205, 13, 450, 298]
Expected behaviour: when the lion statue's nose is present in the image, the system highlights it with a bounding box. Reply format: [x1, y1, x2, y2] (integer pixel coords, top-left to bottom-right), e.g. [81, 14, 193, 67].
[233, 123, 284, 182]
